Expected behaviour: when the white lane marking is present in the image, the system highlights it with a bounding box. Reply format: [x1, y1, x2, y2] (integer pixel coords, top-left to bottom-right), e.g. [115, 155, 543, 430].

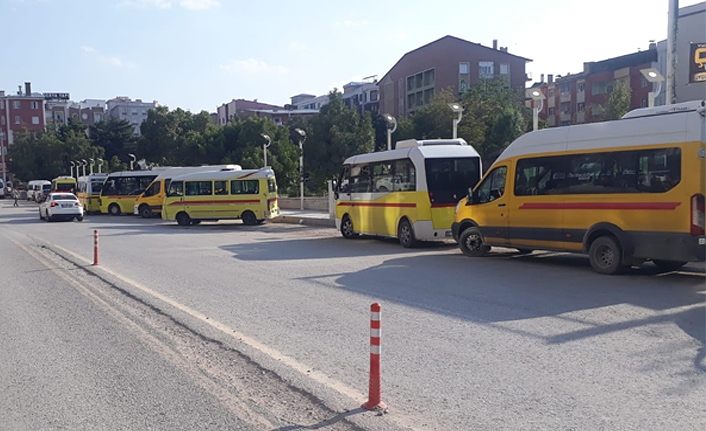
[42, 238, 368, 403]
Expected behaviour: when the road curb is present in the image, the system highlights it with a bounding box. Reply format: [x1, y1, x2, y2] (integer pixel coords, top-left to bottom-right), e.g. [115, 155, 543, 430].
[272, 215, 335, 228]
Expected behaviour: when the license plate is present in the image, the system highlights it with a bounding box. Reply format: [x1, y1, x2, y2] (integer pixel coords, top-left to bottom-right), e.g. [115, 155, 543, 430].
[61, 204, 72, 208]
[699, 238, 705, 246]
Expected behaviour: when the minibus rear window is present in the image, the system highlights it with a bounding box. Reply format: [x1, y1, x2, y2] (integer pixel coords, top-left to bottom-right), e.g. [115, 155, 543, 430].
[425, 157, 481, 204]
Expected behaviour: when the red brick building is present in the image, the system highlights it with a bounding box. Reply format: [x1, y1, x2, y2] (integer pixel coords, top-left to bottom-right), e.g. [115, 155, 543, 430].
[0, 82, 46, 175]
[378, 35, 531, 118]
[533, 48, 658, 127]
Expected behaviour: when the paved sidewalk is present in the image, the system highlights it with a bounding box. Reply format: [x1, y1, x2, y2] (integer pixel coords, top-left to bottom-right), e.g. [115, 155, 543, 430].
[272, 209, 335, 228]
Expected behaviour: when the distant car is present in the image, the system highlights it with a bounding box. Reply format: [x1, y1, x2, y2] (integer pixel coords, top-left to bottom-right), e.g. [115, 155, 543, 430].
[39, 193, 84, 222]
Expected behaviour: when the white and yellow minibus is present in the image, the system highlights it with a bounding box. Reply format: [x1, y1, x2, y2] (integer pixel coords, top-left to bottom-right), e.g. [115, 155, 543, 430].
[453, 100, 706, 274]
[51, 176, 77, 193]
[133, 165, 241, 218]
[77, 173, 108, 213]
[162, 168, 279, 226]
[99, 170, 164, 215]
[335, 138, 482, 247]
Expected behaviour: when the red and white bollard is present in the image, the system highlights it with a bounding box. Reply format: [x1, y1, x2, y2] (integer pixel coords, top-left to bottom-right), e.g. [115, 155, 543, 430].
[92, 229, 99, 266]
[362, 302, 386, 410]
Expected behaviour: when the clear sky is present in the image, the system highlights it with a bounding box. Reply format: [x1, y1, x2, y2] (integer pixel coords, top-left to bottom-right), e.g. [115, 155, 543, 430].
[1, 0, 702, 112]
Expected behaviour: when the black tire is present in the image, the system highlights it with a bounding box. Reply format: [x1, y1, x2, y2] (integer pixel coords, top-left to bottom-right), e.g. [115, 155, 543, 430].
[459, 227, 490, 257]
[176, 212, 191, 226]
[588, 236, 626, 275]
[242, 210, 257, 226]
[340, 215, 356, 239]
[516, 248, 534, 255]
[76, 215, 84, 222]
[653, 260, 687, 272]
[398, 218, 417, 248]
[139, 205, 152, 219]
[108, 203, 121, 216]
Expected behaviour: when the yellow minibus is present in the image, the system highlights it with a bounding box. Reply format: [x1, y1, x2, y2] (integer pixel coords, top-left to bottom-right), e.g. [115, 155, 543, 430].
[51, 176, 77, 193]
[133, 165, 241, 218]
[77, 173, 108, 213]
[99, 170, 163, 215]
[335, 138, 482, 247]
[453, 100, 706, 274]
[162, 168, 279, 226]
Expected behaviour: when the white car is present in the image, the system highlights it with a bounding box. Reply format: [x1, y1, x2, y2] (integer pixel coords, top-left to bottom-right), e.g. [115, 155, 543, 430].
[39, 193, 84, 222]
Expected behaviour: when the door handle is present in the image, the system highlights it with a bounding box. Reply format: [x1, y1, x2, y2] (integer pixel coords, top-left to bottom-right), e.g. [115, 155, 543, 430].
[497, 203, 506, 207]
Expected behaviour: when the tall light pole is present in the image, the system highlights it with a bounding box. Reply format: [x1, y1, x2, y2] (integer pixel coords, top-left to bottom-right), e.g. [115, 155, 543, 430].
[640, 67, 665, 107]
[128, 153, 136, 171]
[260, 133, 272, 167]
[526, 89, 545, 131]
[448, 103, 464, 139]
[74, 160, 81, 177]
[70, 160, 76, 178]
[382, 114, 397, 150]
[97, 158, 104, 173]
[81, 159, 88, 177]
[666, 0, 678, 104]
[294, 128, 306, 211]
[89, 158, 95, 175]
[1, 131, 7, 186]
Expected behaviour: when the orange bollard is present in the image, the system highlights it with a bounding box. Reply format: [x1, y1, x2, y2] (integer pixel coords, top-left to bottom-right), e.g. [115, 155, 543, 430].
[93, 229, 99, 266]
[362, 302, 386, 410]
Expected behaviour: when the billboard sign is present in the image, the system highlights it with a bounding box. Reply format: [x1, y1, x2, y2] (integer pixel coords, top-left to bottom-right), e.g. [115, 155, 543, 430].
[690, 42, 706, 83]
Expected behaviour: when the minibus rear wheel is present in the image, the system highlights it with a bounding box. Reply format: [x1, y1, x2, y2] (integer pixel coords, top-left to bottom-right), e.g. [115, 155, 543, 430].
[108, 203, 121, 216]
[242, 210, 258, 225]
[652, 260, 686, 272]
[588, 235, 626, 275]
[398, 218, 417, 248]
[340, 215, 357, 239]
[176, 212, 191, 226]
[459, 227, 490, 257]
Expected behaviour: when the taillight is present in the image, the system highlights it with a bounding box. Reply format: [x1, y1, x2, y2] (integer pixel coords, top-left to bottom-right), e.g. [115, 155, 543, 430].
[50, 201, 57, 207]
[691, 194, 705, 236]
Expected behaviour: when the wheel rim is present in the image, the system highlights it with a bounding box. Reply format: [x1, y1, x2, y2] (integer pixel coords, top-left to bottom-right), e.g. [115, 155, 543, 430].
[110, 205, 118, 215]
[597, 245, 615, 268]
[464, 232, 483, 252]
[400, 224, 411, 244]
[141, 207, 150, 218]
[342, 218, 353, 236]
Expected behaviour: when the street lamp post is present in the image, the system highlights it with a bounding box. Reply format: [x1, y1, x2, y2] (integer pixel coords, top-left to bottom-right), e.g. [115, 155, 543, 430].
[74, 160, 81, 177]
[81, 159, 88, 177]
[260, 133, 272, 167]
[1, 131, 7, 186]
[70, 161, 76, 178]
[382, 114, 397, 151]
[97, 158, 104, 173]
[448, 103, 464, 139]
[640, 68, 665, 108]
[526, 89, 545, 131]
[128, 153, 136, 171]
[294, 128, 306, 211]
[89, 158, 95, 175]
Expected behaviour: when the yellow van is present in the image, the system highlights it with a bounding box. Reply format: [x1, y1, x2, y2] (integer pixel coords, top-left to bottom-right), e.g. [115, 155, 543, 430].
[51, 176, 77, 193]
[335, 139, 482, 247]
[162, 168, 279, 226]
[77, 173, 108, 213]
[133, 165, 241, 218]
[452, 100, 706, 274]
[99, 170, 164, 215]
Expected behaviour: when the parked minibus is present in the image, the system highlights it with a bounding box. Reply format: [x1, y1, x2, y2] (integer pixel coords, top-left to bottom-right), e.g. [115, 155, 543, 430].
[99, 170, 164, 215]
[77, 173, 108, 213]
[51, 176, 77, 193]
[453, 100, 706, 274]
[133, 164, 241, 218]
[162, 168, 279, 226]
[335, 138, 482, 247]
[27, 180, 51, 202]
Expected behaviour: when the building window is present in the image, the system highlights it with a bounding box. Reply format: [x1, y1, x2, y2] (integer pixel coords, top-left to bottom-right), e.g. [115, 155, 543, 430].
[406, 68, 435, 112]
[30, 101, 39, 109]
[32, 116, 39, 125]
[14, 115, 21, 125]
[370, 90, 379, 102]
[591, 81, 613, 96]
[459, 62, 469, 74]
[577, 82, 586, 92]
[12, 101, 21, 109]
[499, 63, 509, 75]
[560, 102, 571, 114]
[577, 102, 585, 112]
[478, 61, 494, 79]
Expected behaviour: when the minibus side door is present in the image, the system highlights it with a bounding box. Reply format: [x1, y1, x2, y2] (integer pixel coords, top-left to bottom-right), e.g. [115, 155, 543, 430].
[471, 166, 509, 246]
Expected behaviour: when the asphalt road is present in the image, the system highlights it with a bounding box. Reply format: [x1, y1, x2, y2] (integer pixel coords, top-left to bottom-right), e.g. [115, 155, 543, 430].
[1, 201, 704, 430]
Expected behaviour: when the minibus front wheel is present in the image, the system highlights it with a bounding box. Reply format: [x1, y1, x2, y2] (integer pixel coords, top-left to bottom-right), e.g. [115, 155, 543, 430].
[398, 218, 417, 248]
[340, 215, 357, 239]
[176, 212, 191, 226]
[459, 227, 490, 257]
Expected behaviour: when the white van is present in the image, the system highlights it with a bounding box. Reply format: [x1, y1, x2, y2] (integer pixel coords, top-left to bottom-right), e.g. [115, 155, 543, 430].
[27, 180, 51, 202]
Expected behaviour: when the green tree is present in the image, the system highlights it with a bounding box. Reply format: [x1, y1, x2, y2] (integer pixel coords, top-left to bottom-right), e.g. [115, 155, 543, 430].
[89, 118, 135, 160]
[603, 80, 631, 120]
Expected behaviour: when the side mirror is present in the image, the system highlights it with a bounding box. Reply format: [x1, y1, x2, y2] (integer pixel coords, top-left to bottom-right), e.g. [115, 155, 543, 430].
[467, 187, 478, 205]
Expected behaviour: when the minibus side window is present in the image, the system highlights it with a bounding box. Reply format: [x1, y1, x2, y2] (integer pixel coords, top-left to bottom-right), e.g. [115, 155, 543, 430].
[167, 181, 183, 197]
[231, 180, 259, 195]
[186, 181, 212, 196]
[338, 166, 351, 193]
[475, 167, 507, 204]
[350, 164, 372, 193]
[214, 181, 228, 195]
[372, 162, 394, 193]
[393, 159, 416, 192]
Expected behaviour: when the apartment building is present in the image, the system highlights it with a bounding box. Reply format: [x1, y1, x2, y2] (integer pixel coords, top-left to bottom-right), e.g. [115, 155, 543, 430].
[105, 97, 157, 136]
[0, 82, 46, 148]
